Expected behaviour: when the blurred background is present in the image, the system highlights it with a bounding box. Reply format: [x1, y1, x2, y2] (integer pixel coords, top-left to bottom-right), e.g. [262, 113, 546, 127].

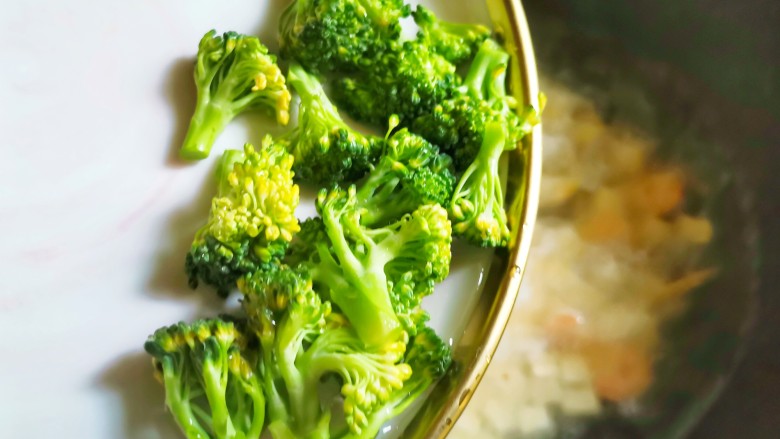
[524, 0, 779, 436]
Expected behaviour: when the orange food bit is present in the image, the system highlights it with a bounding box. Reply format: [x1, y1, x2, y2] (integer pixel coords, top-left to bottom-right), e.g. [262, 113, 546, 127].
[577, 209, 629, 243]
[580, 341, 653, 402]
[651, 268, 718, 305]
[546, 311, 583, 347]
[629, 170, 685, 216]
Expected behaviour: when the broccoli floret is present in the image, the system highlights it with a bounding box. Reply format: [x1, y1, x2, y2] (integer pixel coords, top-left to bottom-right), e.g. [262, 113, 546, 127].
[144, 318, 265, 439]
[412, 38, 534, 170]
[301, 322, 411, 436]
[280, 0, 411, 73]
[384, 203, 452, 333]
[239, 266, 332, 438]
[412, 5, 491, 65]
[180, 30, 292, 160]
[292, 186, 452, 346]
[338, 326, 453, 439]
[185, 140, 300, 296]
[356, 129, 456, 227]
[239, 265, 413, 437]
[332, 41, 461, 127]
[281, 64, 383, 185]
[449, 121, 511, 247]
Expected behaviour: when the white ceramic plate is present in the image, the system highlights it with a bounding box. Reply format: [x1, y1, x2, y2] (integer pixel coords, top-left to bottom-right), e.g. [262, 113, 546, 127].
[0, 1, 501, 437]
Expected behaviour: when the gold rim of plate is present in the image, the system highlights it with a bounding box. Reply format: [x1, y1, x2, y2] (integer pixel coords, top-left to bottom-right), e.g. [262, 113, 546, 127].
[406, 0, 542, 437]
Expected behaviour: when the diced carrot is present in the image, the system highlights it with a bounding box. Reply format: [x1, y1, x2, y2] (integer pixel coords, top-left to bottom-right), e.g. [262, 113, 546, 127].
[580, 341, 653, 402]
[577, 209, 629, 243]
[629, 170, 685, 216]
[576, 188, 630, 243]
[545, 311, 584, 347]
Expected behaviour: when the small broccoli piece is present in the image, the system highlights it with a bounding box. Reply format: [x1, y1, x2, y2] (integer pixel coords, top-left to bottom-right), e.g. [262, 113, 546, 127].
[180, 30, 291, 160]
[412, 38, 533, 170]
[332, 41, 461, 127]
[449, 121, 511, 247]
[301, 321, 411, 436]
[239, 265, 413, 437]
[240, 266, 332, 438]
[384, 203, 452, 333]
[412, 5, 491, 64]
[293, 186, 452, 346]
[144, 318, 265, 439]
[338, 326, 453, 439]
[356, 128, 456, 227]
[185, 140, 300, 296]
[280, 0, 411, 73]
[281, 63, 383, 185]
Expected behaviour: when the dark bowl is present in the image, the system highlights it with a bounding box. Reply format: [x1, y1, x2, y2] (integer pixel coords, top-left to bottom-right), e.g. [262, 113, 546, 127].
[522, 0, 780, 437]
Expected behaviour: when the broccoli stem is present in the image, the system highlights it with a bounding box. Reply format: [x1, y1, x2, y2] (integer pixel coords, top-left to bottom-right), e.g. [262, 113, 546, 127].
[454, 122, 505, 202]
[355, 163, 411, 226]
[288, 63, 344, 129]
[159, 358, 210, 439]
[463, 39, 509, 100]
[358, 182, 417, 226]
[319, 202, 402, 348]
[239, 382, 266, 439]
[276, 314, 319, 433]
[181, 97, 232, 160]
[268, 421, 298, 439]
[201, 359, 236, 439]
[451, 122, 508, 246]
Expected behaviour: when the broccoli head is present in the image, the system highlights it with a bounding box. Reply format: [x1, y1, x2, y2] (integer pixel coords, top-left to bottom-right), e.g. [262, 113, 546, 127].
[180, 30, 291, 160]
[301, 321, 411, 436]
[281, 63, 383, 185]
[356, 128, 456, 227]
[449, 121, 511, 247]
[280, 0, 411, 73]
[185, 140, 300, 296]
[412, 5, 491, 65]
[337, 326, 453, 439]
[239, 265, 414, 438]
[291, 186, 451, 342]
[412, 38, 534, 170]
[332, 41, 461, 127]
[239, 265, 332, 438]
[144, 318, 265, 439]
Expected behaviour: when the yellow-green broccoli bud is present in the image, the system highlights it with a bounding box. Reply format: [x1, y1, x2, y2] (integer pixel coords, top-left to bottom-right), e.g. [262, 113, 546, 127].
[186, 139, 300, 296]
[181, 30, 292, 160]
[144, 318, 265, 439]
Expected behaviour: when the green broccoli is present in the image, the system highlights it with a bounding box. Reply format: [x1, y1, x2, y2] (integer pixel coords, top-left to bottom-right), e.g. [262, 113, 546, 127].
[239, 266, 332, 438]
[412, 38, 533, 170]
[412, 5, 491, 65]
[144, 318, 266, 439]
[185, 140, 300, 297]
[332, 41, 461, 127]
[338, 327, 453, 439]
[300, 321, 411, 436]
[355, 128, 456, 227]
[239, 265, 413, 437]
[281, 63, 383, 185]
[449, 121, 511, 247]
[279, 0, 411, 73]
[291, 186, 452, 345]
[180, 30, 292, 160]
